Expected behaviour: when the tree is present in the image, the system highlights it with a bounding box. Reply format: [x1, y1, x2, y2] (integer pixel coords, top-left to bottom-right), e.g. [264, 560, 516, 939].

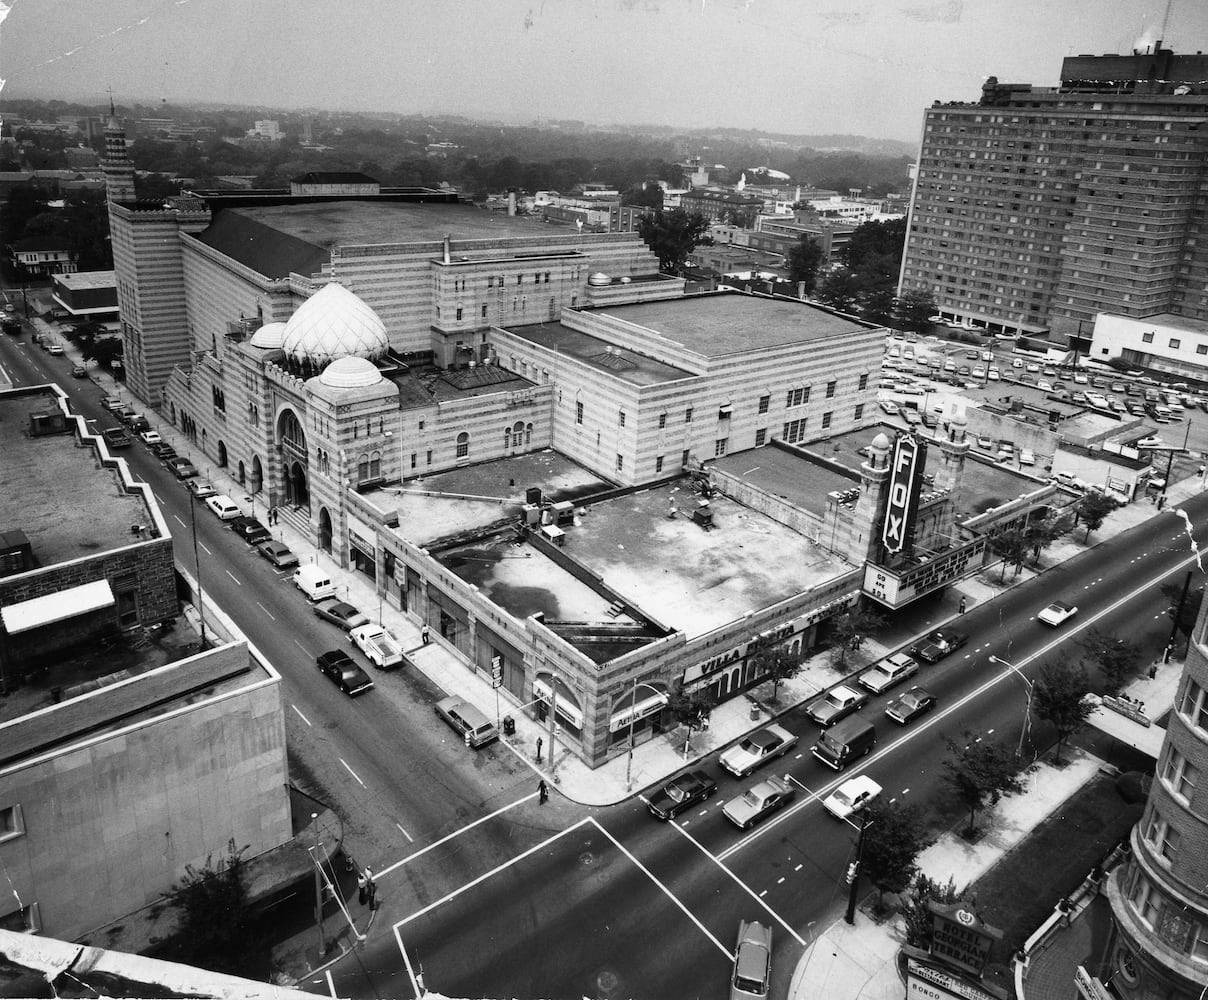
[826, 605, 886, 670]
[840, 217, 906, 273]
[747, 631, 800, 701]
[1080, 628, 1142, 695]
[941, 729, 1024, 838]
[987, 526, 1029, 581]
[667, 683, 715, 755]
[1032, 661, 1095, 764]
[1074, 490, 1119, 541]
[635, 208, 712, 274]
[1160, 577, 1203, 644]
[169, 841, 254, 975]
[1024, 509, 1075, 564]
[786, 234, 823, 292]
[621, 181, 663, 209]
[858, 285, 897, 326]
[815, 267, 861, 313]
[861, 801, 930, 907]
[902, 874, 965, 950]
[895, 288, 936, 332]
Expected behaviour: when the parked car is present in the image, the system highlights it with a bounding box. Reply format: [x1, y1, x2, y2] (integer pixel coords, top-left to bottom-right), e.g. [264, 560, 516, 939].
[349, 623, 406, 670]
[166, 456, 198, 479]
[46, 343, 64, 355]
[204, 494, 242, 520]
[1037, 600, 1078, 627]
[878, 400, 900, 416]
[647, 770, 719, 821]
[149, 442, 177, 460]
[256, 539, 299, 568]
[722, 776, 795, 830]
[858, 652, 918, 694]
[908, 629, 969, 664]
[885, 686, 938, 725]
[805, 684, 870, 727]
[822, 775, 882, 821]
[139, 430, 162, 446]
[730, 920, 773, 1000]
[70, 363, 87, 378]
[720, 724, 798, 778]
[316, 650, 374, 696]
[1019, 448, 1036, 466]
[100, 396, 123, 411]
[186, 479, 217, 500]
[230, 516, 271, 545]
[312, 598, 370, 631]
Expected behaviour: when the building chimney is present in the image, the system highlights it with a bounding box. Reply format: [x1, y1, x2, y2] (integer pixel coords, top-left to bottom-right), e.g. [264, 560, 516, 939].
[508, 189, 517, 216]
[443, 235, 451, 264]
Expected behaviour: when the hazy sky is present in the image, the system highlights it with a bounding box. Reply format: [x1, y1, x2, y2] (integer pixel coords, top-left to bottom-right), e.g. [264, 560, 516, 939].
[1, 0, 1205, 142]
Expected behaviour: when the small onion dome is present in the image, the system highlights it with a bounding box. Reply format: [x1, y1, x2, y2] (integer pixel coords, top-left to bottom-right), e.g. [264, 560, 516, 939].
[588, 272, 611, 286]
[281, 282, 389, 367]
[248, 322, 286, 349]
[317, 355, 383, 389]
[871, 432, 892, 453]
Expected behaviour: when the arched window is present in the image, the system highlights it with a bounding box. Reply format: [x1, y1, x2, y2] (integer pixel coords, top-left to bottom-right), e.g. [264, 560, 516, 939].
[369, 450, 381, 479]
[456, 432, 470, 459]
[504, 427, 512, 449]
[525, 422, 533, 445]
[358, 454, 370, 482]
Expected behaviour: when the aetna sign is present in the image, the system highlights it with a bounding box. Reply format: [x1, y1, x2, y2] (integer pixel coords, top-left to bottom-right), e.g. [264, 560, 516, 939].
[882, 435, 926, 555]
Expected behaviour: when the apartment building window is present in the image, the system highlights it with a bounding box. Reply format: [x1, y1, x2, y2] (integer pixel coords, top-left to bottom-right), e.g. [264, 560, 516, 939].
[715, 438, 728, 457]
[1129, 876, 1161, 929]
[1143, 808, 1180, 863]
[1161, 746, 1199, 801]
[858, 373, 868, 391]
[854, 403, 865, 420]
[685, 407, 693, 423]
[655, 455, 664, 473]
[410, 452, 417, 469]
[825, 380, 837, 399]
[758, 394, 770, 414]
[1142, 332, 1154, 343]
[822, 411, 833, 429]
[575, 401, 584, 425]
[616, 454, 624, 471]
[1169, 338, 1181, 350]
[755, 428, 767, 447]
[1197, 344, 1207, 356]
[658, 412, 667, 429]
[1179, 678, 1208, 732]
[456, 307, 463, 321]
[786, 386, 809, 407]
[0, 805, 23, 842]
[456, 432, 470, 459]
[426, 450, 432, 465]
[619, 410, 626, 427]
[481, 304, 488, 319]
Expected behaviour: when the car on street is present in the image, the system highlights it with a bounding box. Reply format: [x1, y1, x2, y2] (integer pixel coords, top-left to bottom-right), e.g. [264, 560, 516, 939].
[256, 539, 299, 568]
[805, 684, 870, 727]
[1019, 448, 1036, 465]
[316, 650, 374, 696]
[230, 516, 271, 545]
[646, 770, 719, 820]
[719, 724, 798, 778]
[139, 430, 162, 446]
[730, 920, 773, 1000]
[166, 456, 198, 479]
[149, 441, 177, 460]
[858, 652, 918, 694]
[822, 775, 882, 821]
[722, 776, 795, 830]
[46, 343, 64, 355]
[204, 494, 242, 520]
[100, 396, 123, 411]
[102, 427, 131, 449]
[1037, 600, 1078, 627]
[186, 479, 217, 500]
[312, 598, 370, 632]
[1135, 435, 1165, 449]
[885, 686, 938, 725]
[908, 629, 969, 664]
[70, 364, 87, 378]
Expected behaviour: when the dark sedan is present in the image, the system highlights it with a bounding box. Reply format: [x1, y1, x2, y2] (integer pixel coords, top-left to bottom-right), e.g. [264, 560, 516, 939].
[885, 686, 938, 725]
[230, 516, 271, 545]
[316, 650, 374, 696]
[166, 456, 198, 479]
[312, 598, 370, 631]
[646, 770, 718, 821]
[908, 629, 969, 664]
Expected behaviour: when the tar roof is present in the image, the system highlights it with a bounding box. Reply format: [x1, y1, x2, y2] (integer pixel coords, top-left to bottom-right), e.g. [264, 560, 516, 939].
[711, 445, 858, 517]
[596, 292, 874, 357]
[0, 388, 153, 568]
[503, 322, 695, 386]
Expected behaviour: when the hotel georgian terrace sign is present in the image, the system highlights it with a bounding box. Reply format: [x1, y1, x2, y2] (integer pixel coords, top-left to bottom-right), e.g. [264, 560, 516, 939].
[882, 433, 926, 555]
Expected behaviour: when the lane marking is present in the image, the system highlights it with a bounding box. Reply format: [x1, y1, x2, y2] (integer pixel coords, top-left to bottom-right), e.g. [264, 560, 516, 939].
[294, 639, 310, 657]
[291, 705, 311, 726]
[256, 602, 276, 621]
[226, 570, 241, 585]
[174, 514, 185, 528]
[396, 822, 413, 843]
[339, 758, 366, 787]
[199, 542, 211, 555]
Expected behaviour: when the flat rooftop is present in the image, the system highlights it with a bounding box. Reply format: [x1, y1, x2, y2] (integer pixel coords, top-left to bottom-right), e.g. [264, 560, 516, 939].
[595, 291, 874, 357]
[0, 388, 152, 568]
[712, 445, 858, 517]
[53, 269, 115, 290]
[502, 322, 696, 386]
[372, 450, 609, 547]
[441, 481, 850, 640]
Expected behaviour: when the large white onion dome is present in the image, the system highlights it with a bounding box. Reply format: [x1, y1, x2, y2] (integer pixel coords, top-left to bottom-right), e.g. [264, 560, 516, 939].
[281, 283, 389, 367]
[248, 321, 286, 349]
[318, 355, 383, 389]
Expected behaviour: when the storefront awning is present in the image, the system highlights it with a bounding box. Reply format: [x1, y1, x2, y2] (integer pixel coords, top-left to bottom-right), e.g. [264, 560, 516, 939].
[1, 579, 115, 635]
[609, 689, 669, 732]
[533, 677, 585, 730]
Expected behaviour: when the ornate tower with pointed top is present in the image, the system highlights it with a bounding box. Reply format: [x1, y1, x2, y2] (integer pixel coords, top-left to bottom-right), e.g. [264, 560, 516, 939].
[101, 100, 136, 205]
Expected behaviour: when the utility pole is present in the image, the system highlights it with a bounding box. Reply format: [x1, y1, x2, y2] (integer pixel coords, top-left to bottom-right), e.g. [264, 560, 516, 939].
[311, 813, 326, 957]
[845, 810, 872, 924]
[189, 489, 207, 648]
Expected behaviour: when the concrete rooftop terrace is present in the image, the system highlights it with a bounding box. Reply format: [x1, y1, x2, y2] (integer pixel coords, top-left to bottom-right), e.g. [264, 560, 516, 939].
[370, 450, 610, 547]
[503, 321, 696, 386]
[230, 199, 575, 250]
[594, 291, 877, 357]
[0, 388, 151, 568]
[711, 444, 858, 517]
[442, 481, 850, 640]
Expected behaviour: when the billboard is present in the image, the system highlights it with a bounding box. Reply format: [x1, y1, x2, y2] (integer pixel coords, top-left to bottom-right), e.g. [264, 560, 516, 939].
[882, 434, 926, 555]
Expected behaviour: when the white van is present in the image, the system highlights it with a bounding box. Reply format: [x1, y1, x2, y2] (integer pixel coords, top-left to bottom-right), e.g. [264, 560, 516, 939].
[293, 565, 337, 601]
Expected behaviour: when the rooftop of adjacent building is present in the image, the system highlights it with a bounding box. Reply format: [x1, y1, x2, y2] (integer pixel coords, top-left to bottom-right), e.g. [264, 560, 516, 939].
[52, 269, 116, 291]
[0, 386, 154, 568]
[500, 320, 696, 386]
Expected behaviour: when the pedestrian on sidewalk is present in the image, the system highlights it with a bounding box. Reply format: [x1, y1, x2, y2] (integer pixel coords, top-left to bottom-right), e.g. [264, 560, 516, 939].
[357, 870, 368, 905]
[959, 597, 967, 614]
[421, 624, 430, 645]
[538, 779, 548, 804]
[536, 736, 543, 763]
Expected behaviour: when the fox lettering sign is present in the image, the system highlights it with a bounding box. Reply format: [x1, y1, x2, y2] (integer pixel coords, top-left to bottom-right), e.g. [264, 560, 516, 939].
[882, 435, 925, 554]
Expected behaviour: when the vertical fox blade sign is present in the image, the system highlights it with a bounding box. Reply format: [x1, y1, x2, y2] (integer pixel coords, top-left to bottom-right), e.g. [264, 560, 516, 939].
[882, 435, 925, 555]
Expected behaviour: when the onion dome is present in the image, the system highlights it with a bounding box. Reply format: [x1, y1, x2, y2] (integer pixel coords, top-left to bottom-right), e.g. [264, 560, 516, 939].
[248, 322, 286, 349]
[588, 272, 611, 286]
[281, 283, 388, 367]
[317, 356, 383, 389]
[871, 432, 892, 453]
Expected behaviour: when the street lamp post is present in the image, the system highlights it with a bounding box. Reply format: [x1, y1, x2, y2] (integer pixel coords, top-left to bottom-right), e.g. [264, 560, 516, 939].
[189, 489, 207, 649]
[989, 655, 1035, 757]
[624, 678, 665, 792]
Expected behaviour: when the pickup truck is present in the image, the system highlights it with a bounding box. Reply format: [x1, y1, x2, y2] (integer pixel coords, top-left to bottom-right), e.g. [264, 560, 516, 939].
[349, 623, 406, 670]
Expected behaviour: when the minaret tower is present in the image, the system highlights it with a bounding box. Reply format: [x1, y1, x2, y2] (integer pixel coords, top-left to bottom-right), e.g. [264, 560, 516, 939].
[101, 94, 136, 205]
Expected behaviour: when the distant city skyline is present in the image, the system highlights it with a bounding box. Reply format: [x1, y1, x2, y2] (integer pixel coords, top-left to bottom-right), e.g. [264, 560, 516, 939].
[0, 0, 1205, 143]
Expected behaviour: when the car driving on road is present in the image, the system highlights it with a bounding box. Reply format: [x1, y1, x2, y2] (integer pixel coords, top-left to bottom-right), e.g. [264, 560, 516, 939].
[805, 684, 869, 727]
[646, 770, 718, 821]
[316, 650, 374, 696]
[884, 686, 937, 725]
[1037, 600, 1078, 627]
[908, 629, 969, 664]
[722, 776, 795, 830]
[719, 724, 798, 778]
[730, 920, 773, 1000]
[858, 652, 918, 695]
[822, 775, 882, 821]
